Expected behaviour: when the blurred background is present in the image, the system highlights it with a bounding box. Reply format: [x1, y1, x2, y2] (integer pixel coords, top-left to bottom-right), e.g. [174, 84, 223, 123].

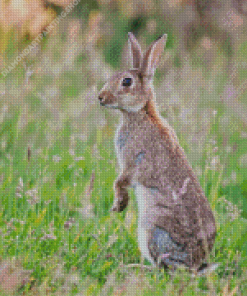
[0, 0, 247, 294]
[1, 0, 247, 161]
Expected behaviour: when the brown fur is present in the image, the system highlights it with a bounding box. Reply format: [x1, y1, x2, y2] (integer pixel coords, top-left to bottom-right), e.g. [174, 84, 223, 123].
[144, 98, 180, 149]
[98, 33, 216, 271]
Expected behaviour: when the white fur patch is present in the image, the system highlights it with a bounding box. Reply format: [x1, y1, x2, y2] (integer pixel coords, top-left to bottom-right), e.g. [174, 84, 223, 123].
[195, 263, 219, 277]
[180, 177, 190, 195]
[122, 104, 144, 112]
[172, 190, 178, 200]
[135, 184, 155, 265]
[114, 118, 124, 170]
[103, 104, 118, 109]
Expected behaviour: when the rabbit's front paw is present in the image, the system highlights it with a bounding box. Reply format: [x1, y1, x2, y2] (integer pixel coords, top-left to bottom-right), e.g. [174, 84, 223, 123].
[111, 190, 129, 212]
[110, 204, 121, 212]
[110, 198, 129, 212]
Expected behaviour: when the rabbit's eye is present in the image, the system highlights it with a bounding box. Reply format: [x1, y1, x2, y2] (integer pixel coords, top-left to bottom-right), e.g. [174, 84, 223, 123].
[122, 77, 132, 87]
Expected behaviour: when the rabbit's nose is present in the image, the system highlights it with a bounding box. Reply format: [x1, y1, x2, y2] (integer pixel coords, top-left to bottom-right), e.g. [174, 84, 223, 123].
[98, 96, 105, 106]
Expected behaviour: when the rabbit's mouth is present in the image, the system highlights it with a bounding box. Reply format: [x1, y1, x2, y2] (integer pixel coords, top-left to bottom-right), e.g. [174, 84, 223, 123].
[100, 102, 119, 109]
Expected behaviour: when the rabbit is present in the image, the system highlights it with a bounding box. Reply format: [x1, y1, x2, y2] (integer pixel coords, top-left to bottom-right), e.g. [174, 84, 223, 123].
[98, 32, 216, 272]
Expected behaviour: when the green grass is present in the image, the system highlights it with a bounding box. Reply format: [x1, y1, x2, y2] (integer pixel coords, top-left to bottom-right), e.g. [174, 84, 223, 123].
[0, 15, 247, 295]
[0, 98, 247, 295]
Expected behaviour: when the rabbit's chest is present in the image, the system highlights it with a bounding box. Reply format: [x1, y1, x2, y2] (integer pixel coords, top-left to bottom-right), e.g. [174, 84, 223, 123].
[116, 129, 129, 151]
[115, 128, 129, 169]
[115, 126, 146, 169]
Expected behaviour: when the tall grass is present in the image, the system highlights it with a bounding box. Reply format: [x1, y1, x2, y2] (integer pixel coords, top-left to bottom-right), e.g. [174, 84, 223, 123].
[0, 15, 247, 295]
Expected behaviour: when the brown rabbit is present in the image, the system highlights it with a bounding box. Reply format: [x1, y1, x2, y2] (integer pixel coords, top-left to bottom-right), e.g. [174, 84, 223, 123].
[98, 33, 216, 272]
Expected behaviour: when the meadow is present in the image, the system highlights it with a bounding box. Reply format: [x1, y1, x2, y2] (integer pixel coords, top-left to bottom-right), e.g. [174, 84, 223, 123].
[0, 1, 247, 294]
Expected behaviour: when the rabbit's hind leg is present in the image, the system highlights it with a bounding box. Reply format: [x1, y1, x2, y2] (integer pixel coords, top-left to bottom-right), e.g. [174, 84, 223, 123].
[149, 226, 189, 269]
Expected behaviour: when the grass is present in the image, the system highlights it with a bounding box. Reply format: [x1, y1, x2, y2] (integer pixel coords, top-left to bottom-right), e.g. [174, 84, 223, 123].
[0, 17, 247, 295]
[0, 87, 247, 296]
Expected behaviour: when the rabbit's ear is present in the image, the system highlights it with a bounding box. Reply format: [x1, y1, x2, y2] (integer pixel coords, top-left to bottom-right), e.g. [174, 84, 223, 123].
[141, 34, 167, 77]
[128, 32, 143, 69]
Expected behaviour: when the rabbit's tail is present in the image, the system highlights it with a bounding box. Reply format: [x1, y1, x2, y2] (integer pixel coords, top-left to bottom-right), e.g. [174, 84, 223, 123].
[197, 262, 219, 275]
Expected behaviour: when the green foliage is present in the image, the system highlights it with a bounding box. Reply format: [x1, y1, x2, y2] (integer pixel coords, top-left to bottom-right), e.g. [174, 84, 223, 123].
[103, 14, 174, 68]
[0, 100, 246, 295]
[0, 5, 247, 295]
[103, 13, 131, 68]
[75, 0, 99, 19]
[60, 71, 83, 98]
